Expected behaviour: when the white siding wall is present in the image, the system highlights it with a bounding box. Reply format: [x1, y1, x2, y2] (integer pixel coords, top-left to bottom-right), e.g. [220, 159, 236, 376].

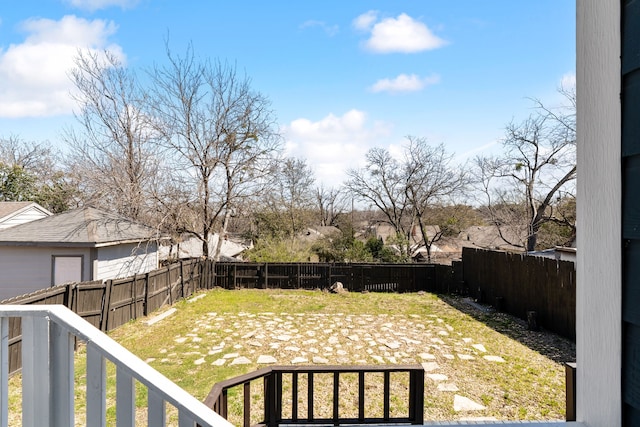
[95, 242, 159, 281]
[577, 0, 621, 425]
[0, 246, 91, 301]
[0, 207, 51, 230]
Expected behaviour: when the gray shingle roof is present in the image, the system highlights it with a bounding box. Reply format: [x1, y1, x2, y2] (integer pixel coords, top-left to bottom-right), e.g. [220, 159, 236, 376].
[0, 207, 162, 247]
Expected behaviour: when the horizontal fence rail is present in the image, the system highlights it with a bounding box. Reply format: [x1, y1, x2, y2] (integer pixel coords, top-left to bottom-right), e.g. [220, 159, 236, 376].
[203, 365, 425, 427]
[0, 305, 232, 427]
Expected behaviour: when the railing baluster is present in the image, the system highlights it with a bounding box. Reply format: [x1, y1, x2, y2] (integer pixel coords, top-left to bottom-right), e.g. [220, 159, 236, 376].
[50, 322, 74, 427]
[0, 318, 7, 427]
[333, 372, 339, 423]
[292, 372, 298, 422]
[275, 371, 282, 423]
[243, 381, 251, 427]
[358, 371, 365, 422]
[22, 315, 50, 427]
[383, 371, 390, 421]
[308, 372, 314, 421]
[148, 389, 166, 426]
[221, 389, 228, 418]
[86, 342, 107, 427]
[117, 366, 135, 427]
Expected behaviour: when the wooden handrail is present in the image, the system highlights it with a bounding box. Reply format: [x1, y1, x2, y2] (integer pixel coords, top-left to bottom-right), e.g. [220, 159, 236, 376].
[204, 364, 425, 427]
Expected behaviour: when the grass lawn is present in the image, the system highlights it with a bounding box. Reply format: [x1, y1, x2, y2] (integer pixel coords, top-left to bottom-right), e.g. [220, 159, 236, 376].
[8, 288, 574, 425]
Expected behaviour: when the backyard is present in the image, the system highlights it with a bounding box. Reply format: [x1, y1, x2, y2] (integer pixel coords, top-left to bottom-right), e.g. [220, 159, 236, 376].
[9, 288, 575, 425]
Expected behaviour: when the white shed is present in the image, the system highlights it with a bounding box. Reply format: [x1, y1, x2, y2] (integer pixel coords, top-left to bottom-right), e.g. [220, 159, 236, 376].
[0, 207, 166, 301]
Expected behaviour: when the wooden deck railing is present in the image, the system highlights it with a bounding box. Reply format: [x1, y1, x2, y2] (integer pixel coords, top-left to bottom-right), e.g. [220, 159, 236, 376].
[203, 365, 425, 427]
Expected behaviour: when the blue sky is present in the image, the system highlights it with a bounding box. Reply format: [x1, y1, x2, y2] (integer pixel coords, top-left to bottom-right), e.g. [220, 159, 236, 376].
[0, 0, 575, 188]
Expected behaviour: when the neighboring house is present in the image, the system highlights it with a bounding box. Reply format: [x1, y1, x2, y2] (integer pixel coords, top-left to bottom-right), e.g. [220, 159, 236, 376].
[299, 226, 341, 243]
[159, 233, 253, 261]
[0, 207, 165, 301]
[458, 225, 525, 252]
[529, 247, 577, 263]
[370, 222, 441, 246]
[0, 201, 52, 230]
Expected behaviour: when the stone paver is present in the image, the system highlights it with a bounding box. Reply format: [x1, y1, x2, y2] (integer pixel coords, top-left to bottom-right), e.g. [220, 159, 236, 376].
[453, 395, 487, 412]
[437, 383, 459, 392]
[257, 355, 277, 364]
[158, 309, 512, 418]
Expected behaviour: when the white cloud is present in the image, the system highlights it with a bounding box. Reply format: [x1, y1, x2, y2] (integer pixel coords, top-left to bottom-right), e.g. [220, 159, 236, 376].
[352, 10, 378, 31]
[65, 0, 139, 11]
[560, 72, 576, 91]
[0, 15, 124, 118]
[370, 73, 440, 94]
[282, 110, 393, 188]
[300, 20, 339, 37]
[361, 13, 447, 53]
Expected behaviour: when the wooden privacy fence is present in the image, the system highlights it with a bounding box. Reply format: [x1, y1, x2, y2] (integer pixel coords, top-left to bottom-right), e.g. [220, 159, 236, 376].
[213, 262, 456, 293]
[462, 247, 576, 340]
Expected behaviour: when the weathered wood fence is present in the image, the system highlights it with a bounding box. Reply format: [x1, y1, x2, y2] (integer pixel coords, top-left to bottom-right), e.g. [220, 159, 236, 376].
[1, 251, 575, 374]
[462, 247, 576, 340]
[213, 262, 456, 293]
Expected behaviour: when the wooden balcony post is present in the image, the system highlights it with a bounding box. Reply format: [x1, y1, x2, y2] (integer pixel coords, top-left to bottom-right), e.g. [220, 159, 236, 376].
[409, 368, 424, 424]
[565, 362, 577, 421]
[264, 371, 277, 427]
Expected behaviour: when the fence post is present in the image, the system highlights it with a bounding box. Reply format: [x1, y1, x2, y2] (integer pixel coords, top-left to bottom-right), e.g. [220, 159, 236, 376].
[143, 272, 150, 316]
[200, 259, 207, 290]
[100, 280, 113, 332]
[131, 275, 137, 320]
[209, 259, 214, 289]
[64, 283, 74, 311]
[180, 260, 185, 299]
[166, 266, 172, 306]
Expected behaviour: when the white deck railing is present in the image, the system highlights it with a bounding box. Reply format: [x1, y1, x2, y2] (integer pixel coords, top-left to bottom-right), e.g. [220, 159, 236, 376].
[0, 305, 233, 427]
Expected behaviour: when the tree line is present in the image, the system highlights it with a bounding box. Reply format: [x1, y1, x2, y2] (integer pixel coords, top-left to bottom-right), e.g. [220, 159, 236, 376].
[0, 44, 576, 262]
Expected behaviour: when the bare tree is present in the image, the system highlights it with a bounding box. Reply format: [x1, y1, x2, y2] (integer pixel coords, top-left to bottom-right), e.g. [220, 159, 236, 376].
[345, 146, 413, 258]
[147, 44, 281, 258]
[474, 88, 576, 252]
[316, 185, 347, 227]
[346, 138, 467, 261]
[403, 137, 469, 262]
[66, 49, 160, 222]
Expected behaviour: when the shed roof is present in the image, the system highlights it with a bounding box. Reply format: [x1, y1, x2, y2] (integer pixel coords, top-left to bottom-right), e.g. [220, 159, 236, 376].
[0, 201, 52, 223]
[0, 207, 163, 247]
